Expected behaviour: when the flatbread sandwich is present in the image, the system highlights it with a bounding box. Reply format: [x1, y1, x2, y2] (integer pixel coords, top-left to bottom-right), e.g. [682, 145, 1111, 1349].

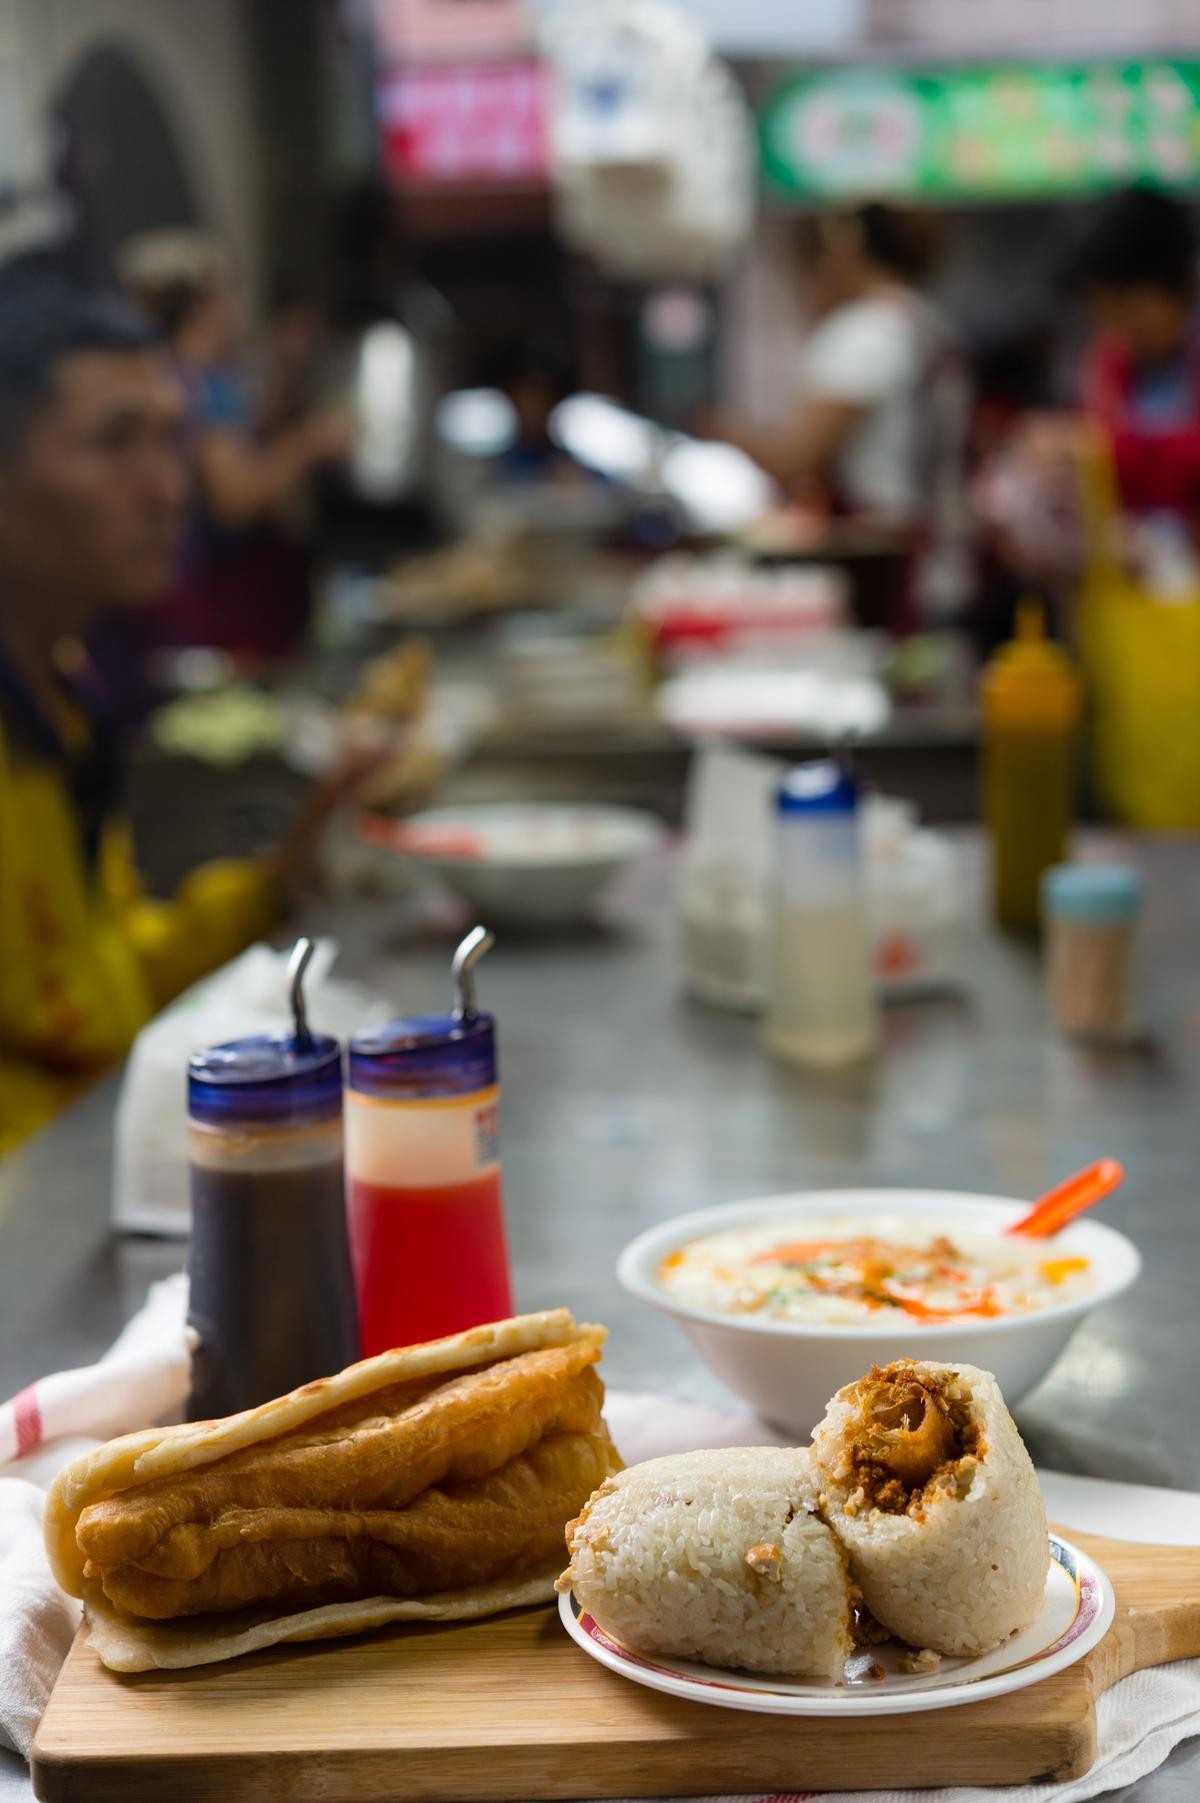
[46, 1309, 617, 1671]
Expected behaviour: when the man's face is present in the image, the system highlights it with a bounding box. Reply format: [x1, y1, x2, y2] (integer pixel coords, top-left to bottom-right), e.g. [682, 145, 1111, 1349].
[0, 347, 187, 621]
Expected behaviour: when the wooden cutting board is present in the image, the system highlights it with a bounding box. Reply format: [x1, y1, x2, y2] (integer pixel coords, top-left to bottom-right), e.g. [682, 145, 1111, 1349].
[31, 1529, 1200, 1803]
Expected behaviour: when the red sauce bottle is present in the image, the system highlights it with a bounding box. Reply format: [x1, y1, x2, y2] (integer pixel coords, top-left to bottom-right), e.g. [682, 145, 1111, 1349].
[345, 930, 513, 1354]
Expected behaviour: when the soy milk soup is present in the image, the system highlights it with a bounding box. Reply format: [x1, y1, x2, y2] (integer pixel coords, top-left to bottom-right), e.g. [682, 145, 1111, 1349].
[658, 1213, 1095, 1326]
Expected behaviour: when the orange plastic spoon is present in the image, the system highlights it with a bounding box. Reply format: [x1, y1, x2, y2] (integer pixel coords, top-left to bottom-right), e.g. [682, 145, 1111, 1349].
[1005, 1158, 1125, 1239]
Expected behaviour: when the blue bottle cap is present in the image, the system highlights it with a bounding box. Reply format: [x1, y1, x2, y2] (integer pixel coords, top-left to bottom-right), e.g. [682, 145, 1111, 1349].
[349, 1012, 496, 1100]
[1042, 864, 1142, 926]
[777, 760, 859, 814]
[188, 1033, 343, 1127]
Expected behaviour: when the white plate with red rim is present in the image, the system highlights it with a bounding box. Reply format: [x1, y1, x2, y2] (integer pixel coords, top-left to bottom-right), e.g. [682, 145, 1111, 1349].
[559, 1532, 1114, 1716]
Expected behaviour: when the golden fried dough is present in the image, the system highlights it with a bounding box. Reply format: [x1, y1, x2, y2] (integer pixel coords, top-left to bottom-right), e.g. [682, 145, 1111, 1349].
[76, 1345, 604, 1570]
[859, 1371, 959, 1492]
[92, 1431, 617, 1619]
[62, 1314, 618, 1654]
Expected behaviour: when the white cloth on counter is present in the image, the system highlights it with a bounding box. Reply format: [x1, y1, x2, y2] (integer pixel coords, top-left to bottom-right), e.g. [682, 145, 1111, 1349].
[0, 1276, 192, 1756]
[0, 1484, 79, 1768]
[1, 1283, 1198, 1803]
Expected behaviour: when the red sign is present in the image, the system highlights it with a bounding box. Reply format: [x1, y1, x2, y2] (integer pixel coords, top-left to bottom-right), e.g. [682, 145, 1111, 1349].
[378, 59, 548, 185]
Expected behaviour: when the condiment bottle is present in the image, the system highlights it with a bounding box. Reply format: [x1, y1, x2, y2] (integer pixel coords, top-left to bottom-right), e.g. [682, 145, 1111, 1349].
[345, 927, 513, 1355]
[762, 760, 878, 1067]
[1042, 863, 1142, 1041]
[186, 940, 360, 1420]
[981, 601, 1080, 935]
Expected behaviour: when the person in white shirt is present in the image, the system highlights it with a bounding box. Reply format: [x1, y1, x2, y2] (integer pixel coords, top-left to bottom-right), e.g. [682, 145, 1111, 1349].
[715, 202, 971, 628]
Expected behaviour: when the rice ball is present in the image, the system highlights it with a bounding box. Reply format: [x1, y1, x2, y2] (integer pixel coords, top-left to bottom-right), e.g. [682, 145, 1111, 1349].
[812, 1359, 1049, 1657]
[559, 1447, 853, 1680]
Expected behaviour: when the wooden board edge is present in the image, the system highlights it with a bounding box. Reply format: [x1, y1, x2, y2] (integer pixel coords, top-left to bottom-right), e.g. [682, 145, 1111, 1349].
[30, 1716, 1101, 1803]
[30, 1630, 1101, 1803]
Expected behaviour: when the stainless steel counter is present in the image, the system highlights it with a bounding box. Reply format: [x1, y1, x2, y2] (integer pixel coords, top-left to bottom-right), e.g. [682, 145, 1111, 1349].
[2, 834, 1199, 1800]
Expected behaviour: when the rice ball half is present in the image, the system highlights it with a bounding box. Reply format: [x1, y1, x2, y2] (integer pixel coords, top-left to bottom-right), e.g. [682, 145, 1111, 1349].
[811, 1358, 1049, 1658]
[558, 1447, 853, 1680]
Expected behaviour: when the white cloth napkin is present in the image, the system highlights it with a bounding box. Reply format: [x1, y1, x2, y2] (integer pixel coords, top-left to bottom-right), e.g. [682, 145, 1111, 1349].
[1, 1287, 1197, 1803]
[0, 1276, 192, 1757]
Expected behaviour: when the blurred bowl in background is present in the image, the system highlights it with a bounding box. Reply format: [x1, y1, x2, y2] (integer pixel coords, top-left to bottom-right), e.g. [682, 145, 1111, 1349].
[360, 802, 667, 924]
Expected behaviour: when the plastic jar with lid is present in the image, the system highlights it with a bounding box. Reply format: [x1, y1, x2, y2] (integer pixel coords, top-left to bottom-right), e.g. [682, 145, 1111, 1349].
[1042, 864, 1142, 1040]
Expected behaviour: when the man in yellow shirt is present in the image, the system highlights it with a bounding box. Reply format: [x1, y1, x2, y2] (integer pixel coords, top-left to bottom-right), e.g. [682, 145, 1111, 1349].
[0, 278, 287, 1152]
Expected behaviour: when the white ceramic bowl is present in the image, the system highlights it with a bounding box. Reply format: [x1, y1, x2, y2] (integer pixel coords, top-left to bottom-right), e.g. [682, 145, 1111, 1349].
[617, 1189, 1140, 1437]
[374, 803, 665, 924]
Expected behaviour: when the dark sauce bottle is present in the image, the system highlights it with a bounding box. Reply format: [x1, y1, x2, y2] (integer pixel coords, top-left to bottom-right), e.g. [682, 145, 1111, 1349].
[186, 1028, 360, 1420]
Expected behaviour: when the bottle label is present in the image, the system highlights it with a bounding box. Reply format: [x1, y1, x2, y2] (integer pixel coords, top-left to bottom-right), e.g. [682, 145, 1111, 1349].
[345, 1086, 500, 1187]
[473, 1096, 499, 1167]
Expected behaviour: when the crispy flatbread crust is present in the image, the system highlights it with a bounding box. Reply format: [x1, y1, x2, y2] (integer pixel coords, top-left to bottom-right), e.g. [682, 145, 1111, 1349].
[45, 1310, 611, 1670]
[82, 1565, 562, 1673]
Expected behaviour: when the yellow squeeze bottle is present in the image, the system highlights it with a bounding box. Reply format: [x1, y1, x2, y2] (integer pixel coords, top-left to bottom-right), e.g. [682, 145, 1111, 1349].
[981, 601, 1080, 935]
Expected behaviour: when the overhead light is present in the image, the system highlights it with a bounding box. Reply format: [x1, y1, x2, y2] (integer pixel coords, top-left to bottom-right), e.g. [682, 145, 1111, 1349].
[660, 438, 777, 532]
[436, 387, 519, 456]
[550, 392, 663, 483]
[351, 321, 416, 499]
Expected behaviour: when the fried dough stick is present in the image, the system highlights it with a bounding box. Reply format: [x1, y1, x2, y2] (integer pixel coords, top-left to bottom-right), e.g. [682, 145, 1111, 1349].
[91, 1431, 618, 1619]
[76, 1343, 603, 1573]
[858, 1371, 959, 1491]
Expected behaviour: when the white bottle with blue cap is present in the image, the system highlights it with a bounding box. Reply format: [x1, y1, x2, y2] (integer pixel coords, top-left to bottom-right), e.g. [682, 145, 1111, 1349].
[763, 760, 878, 1067]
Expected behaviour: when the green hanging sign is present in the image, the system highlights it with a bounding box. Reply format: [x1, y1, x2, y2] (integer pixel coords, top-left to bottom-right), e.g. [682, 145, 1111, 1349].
[760, 62, 1200, 202]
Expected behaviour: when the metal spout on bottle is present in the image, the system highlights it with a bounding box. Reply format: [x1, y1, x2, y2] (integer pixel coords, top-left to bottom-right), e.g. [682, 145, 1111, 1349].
[287, 936, 317, 1049]
[452, 925, 494, 1021]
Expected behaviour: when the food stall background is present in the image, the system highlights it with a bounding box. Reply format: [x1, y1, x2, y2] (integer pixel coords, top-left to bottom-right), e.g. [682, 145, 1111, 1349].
[4, 11, 1200, 1743]
[0, 0, 1198, 1073]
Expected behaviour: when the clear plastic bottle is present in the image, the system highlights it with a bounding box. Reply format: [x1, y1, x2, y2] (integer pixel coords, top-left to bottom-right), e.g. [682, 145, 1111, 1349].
[763, 761, 878, 1067]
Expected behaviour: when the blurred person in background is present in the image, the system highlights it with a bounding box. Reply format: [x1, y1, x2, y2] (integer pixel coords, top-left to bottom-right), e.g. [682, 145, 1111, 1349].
[707, 202, 971, 631]
[491, 341, 582, 488]
[1071, 185, 1200, 520]
[120, 231, 352, 662]
[0, 277, 363, 1154]
[973, 189, 1200, 613]
[966, 320, 1077, 652]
